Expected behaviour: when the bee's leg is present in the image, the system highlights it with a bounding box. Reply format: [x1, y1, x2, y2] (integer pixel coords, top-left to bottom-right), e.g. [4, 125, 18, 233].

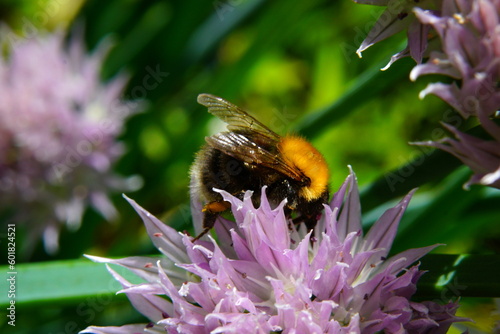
[192, 201, 230, 241]
[192, 212, 217, 241]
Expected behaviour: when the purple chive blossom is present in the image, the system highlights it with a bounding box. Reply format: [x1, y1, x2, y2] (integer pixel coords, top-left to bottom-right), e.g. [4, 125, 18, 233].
[410, 0, 500, 119]
[351, 0, 442, 68]
[0, 29, 141, 253]
[354, 0, 500, 190]
[409, 0, 500, 189]
[81, 169, 466, 334]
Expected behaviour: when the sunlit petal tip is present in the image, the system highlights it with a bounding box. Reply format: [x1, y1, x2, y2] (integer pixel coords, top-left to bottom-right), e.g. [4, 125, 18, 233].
[409, 66, 422, 81]
[480, 167, 500, 185]
[381, 62, 392, 71]
[84, 254, 112, 263]
[409, 140, 433, 146]
[418, 87, 431, 100]
[347, 164, 355, 174]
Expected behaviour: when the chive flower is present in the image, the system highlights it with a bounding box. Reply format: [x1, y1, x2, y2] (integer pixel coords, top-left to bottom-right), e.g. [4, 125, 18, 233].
[410, 0, 500, 188]
[353, 0, 500, 190]
[410, 0, 500, 119]
[81, 169, 465, 333]
[0, 29, 141, 253]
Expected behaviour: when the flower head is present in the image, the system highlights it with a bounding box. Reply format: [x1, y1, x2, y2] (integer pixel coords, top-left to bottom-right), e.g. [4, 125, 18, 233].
[81, 169, 465, 333]
[0, 29, 141, 253]
[410, 0, 500, 118]
[409, 0, 500, 189]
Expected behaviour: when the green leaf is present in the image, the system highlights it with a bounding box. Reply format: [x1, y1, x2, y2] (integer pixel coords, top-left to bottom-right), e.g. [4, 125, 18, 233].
[184, 0, 266, 64]
[294, 57, 415, 138]
[390, 167, 488, 253]
[360, 148, 462, 213]
[416, 254, 500, 299]
[359, 119, 500, 213]
[102, 2, 170, 78]
[0, 258, 142, 306]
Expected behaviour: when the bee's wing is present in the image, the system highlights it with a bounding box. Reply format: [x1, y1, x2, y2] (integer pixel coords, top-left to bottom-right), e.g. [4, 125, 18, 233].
[206, 132, 305, 182]
[197, 93, 280, 140]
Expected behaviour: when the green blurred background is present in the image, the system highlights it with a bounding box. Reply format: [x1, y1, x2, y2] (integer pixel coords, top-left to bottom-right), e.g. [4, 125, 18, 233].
[0, 0, 499, 332]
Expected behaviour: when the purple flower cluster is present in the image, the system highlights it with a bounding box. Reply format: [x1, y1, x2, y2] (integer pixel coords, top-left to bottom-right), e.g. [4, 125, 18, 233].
[411, 0, 500, 189]
[0, 29, 141, 253]
[81, 170, 464, 333]
[353, 0, 500, 189]
[410, 0, 500, 119]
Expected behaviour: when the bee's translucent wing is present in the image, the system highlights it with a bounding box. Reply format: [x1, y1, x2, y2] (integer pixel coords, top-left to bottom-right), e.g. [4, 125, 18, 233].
[197, 93, 281, 140]
[206, 132, 305, 182]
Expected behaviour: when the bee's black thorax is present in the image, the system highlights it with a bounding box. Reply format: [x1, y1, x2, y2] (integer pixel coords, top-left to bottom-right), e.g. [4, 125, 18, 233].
[194, 145, 328, 220]
[195, 146, 260, 202]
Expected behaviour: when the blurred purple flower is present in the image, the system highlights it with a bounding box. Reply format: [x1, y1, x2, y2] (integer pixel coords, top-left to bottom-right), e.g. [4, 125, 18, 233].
[410, 0, 500, 118]
[0, 29, 141, 253]
[81, 169, 465, 334]
[351, 0, 442, 68]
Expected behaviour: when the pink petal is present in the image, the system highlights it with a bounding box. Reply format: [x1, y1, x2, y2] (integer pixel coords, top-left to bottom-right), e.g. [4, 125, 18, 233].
[106, 265, 173, 323]
[362, 190, 416, 255]
[79, 324, 159, 334]
[124, 195, 189, 264]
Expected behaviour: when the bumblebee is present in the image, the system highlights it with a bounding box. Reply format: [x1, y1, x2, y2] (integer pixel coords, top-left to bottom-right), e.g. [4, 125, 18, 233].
[190, 94, 330, 240]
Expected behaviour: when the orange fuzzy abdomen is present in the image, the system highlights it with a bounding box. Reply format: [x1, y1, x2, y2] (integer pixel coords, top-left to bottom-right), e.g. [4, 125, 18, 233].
[278, 136, 329, 201]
